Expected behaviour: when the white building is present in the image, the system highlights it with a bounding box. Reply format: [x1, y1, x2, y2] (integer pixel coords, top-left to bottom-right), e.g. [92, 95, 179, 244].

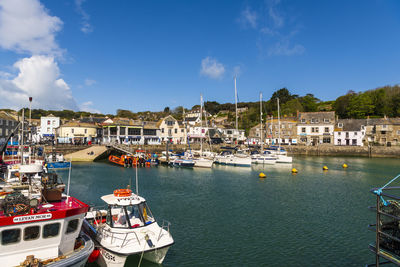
[334, 119, 366, 146]
[219, 127, 246, 144]
[40, 115, 60, 138]
[157, 115, 187, 144]
[297, 112, 335, 146]
[187, 126, 209, 143]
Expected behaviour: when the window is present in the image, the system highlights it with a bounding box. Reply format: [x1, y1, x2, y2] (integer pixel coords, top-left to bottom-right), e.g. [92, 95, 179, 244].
[325, 127, 329, 133]
[315, 127, 319, 133]
[2, 229, 21, 245]
[311, 118, 315, 123]
[338, 132, 341, 136]
[166, 121, 174, 126]
[323, 137, 331, 143]
[311, 127, 315, 133]
[382, 125, 387, 129]
[47, 120, 50, 125]
[161, 128, 164, 133]
[66, 219, 79, 234]
[315, 119, 319, 123]
[354, 132, 358, 136]
[43, 223, 60, 238]
[47, 127, 50, 132]
[301, 119, 305, 123]
[109, 206, 129, 228]
[119, 127, 125, 135]
[5, 129, 8, 136]
[282, 124, 285, 129]
[397, 130, 400, 135]
[84, 129, 87, 134]
[338, 123, 343, 128]
[174, 129, 177, 134]
[52, 120, 56, 126]
[24, 226, 40, 241]
[301, 127, 306, 133]
[352, 139, 357, 145]
[5, 120, 8, 126]
[181, 129, 184, 133]
[324, 119, 330, 123]
[71, 129, 74, 134]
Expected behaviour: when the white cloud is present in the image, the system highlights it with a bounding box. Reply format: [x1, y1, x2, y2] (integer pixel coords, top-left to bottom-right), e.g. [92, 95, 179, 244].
[75, 0, 93, 34]
[0, 55, 78, 110]
[268, 41, 305, 56]
[80, 101, 100, 113]
[0, 0, 63, 56]
[200, 57, 225, 79]
[268, 0, 284, 28]
[238, 7, 258, 29]
[84, 79, 96, 86]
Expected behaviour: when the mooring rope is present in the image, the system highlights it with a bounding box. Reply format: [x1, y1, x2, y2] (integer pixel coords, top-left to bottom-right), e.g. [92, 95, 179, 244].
[374, 174, 400, 206]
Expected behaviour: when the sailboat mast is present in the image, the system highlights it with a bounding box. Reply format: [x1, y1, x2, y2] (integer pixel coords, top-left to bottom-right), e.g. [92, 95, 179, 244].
[200, 94, 203, 154]
[234, 76, 238, 131]
[277, 98, 281, 150]
[260, 92, 263, 151]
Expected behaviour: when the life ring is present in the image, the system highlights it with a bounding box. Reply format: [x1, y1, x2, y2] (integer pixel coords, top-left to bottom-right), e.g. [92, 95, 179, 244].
[113, 189, 132, 197]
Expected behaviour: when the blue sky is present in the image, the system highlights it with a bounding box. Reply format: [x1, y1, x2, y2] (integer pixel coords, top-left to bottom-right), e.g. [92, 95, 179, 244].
[0, 0, 400, 114]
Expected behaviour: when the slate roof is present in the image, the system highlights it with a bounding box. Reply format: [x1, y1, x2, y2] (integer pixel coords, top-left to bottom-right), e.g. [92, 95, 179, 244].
[0, 111, 17, 121]
[298, 111, 335, 124]
[336, 119, 367, 131]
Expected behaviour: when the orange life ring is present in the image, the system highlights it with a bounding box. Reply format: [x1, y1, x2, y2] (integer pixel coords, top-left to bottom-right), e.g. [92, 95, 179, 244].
[113, 189, 132, 197]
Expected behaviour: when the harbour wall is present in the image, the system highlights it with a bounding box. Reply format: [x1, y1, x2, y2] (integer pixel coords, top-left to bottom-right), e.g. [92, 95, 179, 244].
[45, 144, 400, 161]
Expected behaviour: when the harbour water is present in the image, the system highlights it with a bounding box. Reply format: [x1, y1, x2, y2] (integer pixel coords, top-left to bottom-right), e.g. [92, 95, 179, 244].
[57, 156, 400, 266]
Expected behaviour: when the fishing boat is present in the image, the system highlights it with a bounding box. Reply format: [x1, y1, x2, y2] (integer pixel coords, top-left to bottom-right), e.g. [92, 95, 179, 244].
[0, 172, 94, 266]
[83, 188, 174, 266]
[46, 153, 71, 169]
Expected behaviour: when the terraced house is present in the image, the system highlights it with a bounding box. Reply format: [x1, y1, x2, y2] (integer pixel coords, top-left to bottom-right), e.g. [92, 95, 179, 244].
[0, 111, 18, 145]
[157, 115, 187, 144]
[297, 111, 335, 145]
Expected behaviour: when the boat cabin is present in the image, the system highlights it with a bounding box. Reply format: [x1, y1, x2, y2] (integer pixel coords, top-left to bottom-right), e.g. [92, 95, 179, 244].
[0, 193, 89, 266]
[101, 190, 155, 229]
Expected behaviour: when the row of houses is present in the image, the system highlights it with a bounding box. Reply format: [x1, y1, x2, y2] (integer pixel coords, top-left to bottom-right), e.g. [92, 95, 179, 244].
[1, 110, 400, 147]
[248, 111, 400, 146]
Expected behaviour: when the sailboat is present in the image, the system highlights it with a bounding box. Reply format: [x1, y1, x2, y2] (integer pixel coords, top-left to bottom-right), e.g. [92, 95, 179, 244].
[251, 92, 276, 165]
[265, 98, 293, 163]
[193, 94, 214, 168]
[215, 77, 251, 167]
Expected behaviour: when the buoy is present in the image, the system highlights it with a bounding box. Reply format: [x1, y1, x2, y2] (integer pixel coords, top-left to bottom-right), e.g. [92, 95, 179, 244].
[342, 163, 348, 168]
[292, 168, 298, 173]
[259, 172, 266, 178]
[323, 166, 328, 171]
[88, 249, 100, 263]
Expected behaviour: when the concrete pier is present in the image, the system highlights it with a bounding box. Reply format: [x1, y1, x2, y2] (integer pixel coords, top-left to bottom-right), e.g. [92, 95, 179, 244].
[64, 145, 108, 162]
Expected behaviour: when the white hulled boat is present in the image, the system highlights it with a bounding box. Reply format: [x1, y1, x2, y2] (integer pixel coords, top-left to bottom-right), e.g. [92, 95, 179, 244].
[83, 189, 174, 266]
[215, 150, 252, 167]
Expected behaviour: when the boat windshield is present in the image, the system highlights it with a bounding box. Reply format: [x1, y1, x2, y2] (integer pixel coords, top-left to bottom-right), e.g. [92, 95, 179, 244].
[108, 202, 155, 228]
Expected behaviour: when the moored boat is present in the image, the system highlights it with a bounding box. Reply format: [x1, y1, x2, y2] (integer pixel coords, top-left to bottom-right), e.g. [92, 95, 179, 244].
[83, 188, 174, 266]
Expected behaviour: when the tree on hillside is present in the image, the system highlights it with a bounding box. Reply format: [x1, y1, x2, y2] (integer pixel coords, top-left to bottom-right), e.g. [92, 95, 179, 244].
[163, 107, 170, 114]
[299, 94, 320, 112]
[116, 109, 136, 119]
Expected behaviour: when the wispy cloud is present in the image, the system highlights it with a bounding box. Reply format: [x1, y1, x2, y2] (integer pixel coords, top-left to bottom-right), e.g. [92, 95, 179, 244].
[84, 78, 96, 86]
[238, 7, 258, 29]
[0, 0, 63, 57]
[75, 0, 93, 34]
[200, 57, 225, 79]
[80, 101, 100, 113]
[239, 0, 304, 57]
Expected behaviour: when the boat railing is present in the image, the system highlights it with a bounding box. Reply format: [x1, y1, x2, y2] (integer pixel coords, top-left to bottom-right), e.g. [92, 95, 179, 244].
[367, 186, 400, 266]
[158, 219, 171, 242]
[104, 227, 141, 247]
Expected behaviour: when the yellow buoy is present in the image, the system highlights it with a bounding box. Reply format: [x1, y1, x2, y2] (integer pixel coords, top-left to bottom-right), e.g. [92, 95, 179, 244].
[292, 168, 298, 173]
[259, 172, 266, 178]
[342, 163, 348, 168]
[323, 166, 328, 171]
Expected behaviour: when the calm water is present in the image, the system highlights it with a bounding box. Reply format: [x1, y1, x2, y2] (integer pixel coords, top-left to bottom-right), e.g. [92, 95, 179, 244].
[56, 156, 400, 267]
